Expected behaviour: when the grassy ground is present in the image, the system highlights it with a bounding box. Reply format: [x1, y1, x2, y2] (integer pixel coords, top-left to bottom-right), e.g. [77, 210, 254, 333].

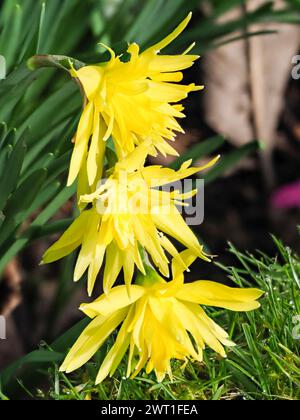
[27, 237, 299, 401]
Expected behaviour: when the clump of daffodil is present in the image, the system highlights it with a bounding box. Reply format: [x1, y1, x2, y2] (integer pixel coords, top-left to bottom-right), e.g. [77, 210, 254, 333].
[42, 142, 219, 296]
[67, 13, 202, 186]
[60, 251, 263, 384]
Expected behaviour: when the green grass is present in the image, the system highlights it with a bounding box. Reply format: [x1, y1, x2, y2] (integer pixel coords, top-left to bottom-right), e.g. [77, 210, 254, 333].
[22, 236, 300, 401]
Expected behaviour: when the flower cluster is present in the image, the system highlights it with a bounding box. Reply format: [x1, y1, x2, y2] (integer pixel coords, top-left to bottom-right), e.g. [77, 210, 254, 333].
[43, 13, 263, 383]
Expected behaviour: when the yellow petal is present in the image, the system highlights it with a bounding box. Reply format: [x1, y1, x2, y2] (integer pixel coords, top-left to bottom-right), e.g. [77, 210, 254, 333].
[141, 156, 219, 187]
[151, 72, 183, 83]
[87, 113, 106, 186]
[67, 102, 94, 186]
[73, 210, 100, 283]
[186, 302, 227, 357]
[74, 65, 103, 101]
[171, 249, 197, 282]
[122, 252, 135, 292]
[151, 206, 208, 260]
[117, 140, 151, 173]
[60, 308, 127, 373]
[149, 54, 199, 73]
[174, 300, 205, 357]
[80, 285, 145, 317]
[42, 210, 91, 264]
[87, 241, 106, 297]
[177, 281, 264, 312]
[96, 308, 134, 384]
[77, 163, 91, 209]
[147, 13, 192, 53]
[103, 243, 123, 293]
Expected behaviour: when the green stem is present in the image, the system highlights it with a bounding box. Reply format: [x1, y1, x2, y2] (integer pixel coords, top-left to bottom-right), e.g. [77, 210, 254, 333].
[135, 247, 162, 286]
[27, 54, 85, 72]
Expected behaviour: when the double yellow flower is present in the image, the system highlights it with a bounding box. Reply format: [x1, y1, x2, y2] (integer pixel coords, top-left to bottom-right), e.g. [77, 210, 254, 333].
[43, 13, 263, 383]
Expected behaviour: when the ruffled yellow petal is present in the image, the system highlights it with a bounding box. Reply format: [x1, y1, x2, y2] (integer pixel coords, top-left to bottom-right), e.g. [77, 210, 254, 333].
[151, 206, 209, 260]
[141, 156, 219, 187]
[117, 140, 151, 173]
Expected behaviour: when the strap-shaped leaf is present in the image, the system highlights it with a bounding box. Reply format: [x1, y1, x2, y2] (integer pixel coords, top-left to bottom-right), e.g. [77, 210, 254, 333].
[169, 136, 225, 170]
[0, 122, 7, 148]
[0, 183, 76, 274]
[0, 318, 89, 394]
[4, 168, 47, 217]
[0, 135, 26, 211]
[203, 141, 261, 184]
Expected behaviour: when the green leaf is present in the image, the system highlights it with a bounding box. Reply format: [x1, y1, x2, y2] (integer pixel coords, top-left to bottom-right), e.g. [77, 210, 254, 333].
[36, 2, 46, 54]
[203, 141, 260, 184]
[0, 122, 8, 147]
[4, 168, 47, 220]
[0, 350, 63, 391]
[0, 145, 12, 185]
[0, 135, 26, 211]
[169, 135, 225, 170]
[0, 318, 89, 391]
[0, 182, 76, 274]
[0, 168, 47, 247]
[0, 127, 17, 149]
[106, 145, 118, 169]
[0, 3, 22, 69]
[33, 218, 73, 240]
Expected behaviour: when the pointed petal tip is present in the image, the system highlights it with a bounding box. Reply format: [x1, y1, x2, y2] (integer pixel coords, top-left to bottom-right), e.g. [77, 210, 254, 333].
[254, 289, 265, 299]
[73, 273, 81, 283]
[66, 175, 75, 187]
[59, 363, 67, 373]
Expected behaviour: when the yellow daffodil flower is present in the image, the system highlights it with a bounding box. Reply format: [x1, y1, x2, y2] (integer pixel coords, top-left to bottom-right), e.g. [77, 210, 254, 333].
[60, 251, 263, 383]
[67, 13, 202, 186]
[42, 142, 219, 295]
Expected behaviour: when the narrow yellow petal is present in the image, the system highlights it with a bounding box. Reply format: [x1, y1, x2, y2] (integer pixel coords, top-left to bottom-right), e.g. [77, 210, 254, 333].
[171, 249, 197, 282]
[87, 242, 106, 297]
[67, 102, 94, 186]
[147, 13, 192, 53]
[60, 309, 127, 373]
[77, 163, 90, 209]
[103, 243, 123, 293]
[122, 253, 135, 291]
[96, 308, 134, 384]
[177, 281, 264, 312]
[151, 207, 208, 259]
[42, 211, 91, 264]
[80, 285, 145, 317]
[73, 210, 100, 283]
[87, 113, 106, 186]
